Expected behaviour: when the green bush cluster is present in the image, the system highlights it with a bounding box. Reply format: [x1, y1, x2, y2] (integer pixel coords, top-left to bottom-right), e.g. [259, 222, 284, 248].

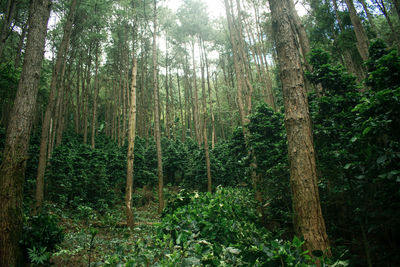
[307, 41, 400, 265]
[105, 188, 339, 266]
[21, 210, 64, 265]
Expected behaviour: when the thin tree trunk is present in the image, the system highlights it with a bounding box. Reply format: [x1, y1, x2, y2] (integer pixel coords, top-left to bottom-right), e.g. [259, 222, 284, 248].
[359, 0, 378, 36]
[91, 44, 99, 148]
[0, 0, 16, 59]
[200, 44, 212, 192]
[177, 72, 185, 142]
[14, 23, 27, 68]
[153, 0, 164, 213]
[224, 0, 248, 128]
[269, 0, 331, 257]
[344, 0, 370, 61]
[126, 57, 137, 229]
[203, 42, 216, 148]
[34, 0, 77, 212]
[191, 41, 201, 144]
[0, 1, 51, 265]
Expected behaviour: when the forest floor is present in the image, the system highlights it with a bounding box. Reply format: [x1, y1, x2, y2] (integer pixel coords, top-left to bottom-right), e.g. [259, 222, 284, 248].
[50, 200, 160, 267]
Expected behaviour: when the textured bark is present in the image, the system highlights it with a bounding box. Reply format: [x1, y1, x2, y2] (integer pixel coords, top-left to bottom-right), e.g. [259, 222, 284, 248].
[359, 0, 378, 36]
[0, 0, 51, 265]
[224, 0, 248, 127]
[269, 0, 331, 257]
[83, 48, 92, 144]
[126, 57, 137, 229]
[153, 0, 164, 213]
[165, 38, 170, 138]
[200, 45, 212, 192]
[332, 0, 365, 81]
[91, 44, 99, 149]
[374, 0, 400, 49]
[344, 0, 370, 61]
[191, 41, 201, 144]
[203, 42, 216, 148]
[0, 0, 16, 59]
[14, 23, 27, 68]
[177, 73, 185, 142]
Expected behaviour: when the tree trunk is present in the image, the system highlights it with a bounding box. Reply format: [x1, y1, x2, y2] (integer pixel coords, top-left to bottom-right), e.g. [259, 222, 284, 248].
[0, 0, 16, 59]
[200, 43, 212, 192]
[34, 0, 76, 212]
[359, 0, 378, 36]
[0, 1, 51, 265]
[14, 23, 27, 68]
[344, 0, 370, 61]
[126, 57, 137, 229]
[269, 0, 331, 257]
[177, 72, 185, 142]
[153, 0, 164, 213]
[224, 0, 248, 128]
[203, 41, 216, 148]
[91, 44, 99, 149]
[191, 41, 201, 144]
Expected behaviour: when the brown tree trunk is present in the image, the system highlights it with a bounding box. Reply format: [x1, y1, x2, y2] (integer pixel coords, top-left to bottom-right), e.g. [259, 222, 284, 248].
[344, 0, 370, 61]
[191, 41, 201, 144]
[75, 55, 81, 133]
[91, 44, 99, 149]
[83, 47, 92, 144]
[153, 0, 164, 213]
[359, 0, 378, 36]
[126, 57, 137, 229]
[203, 41, 216, 148]
[332, 0, 365, 81]
[269, 0, 331, 257]
[177, 72, 185, 142]
[0, 0, 16, 59]
[14, 23, 27, 68]
[374, 0, 400, 49]
[0, 1, 51, 265]
[224, 0, 248, 127]
[34, 0, 76, 212]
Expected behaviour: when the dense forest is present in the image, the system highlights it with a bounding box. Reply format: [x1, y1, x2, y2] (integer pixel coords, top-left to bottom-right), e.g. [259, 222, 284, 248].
[0, 0, 399, 266]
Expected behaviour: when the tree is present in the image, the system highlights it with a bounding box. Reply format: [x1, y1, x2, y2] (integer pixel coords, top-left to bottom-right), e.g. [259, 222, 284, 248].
[268, 0, 331, 257]
[126, 56, 137, 229]
[0, 0, 51, 265]
[344, 0, 370, 61]
[153, 0, 164, 213]
[35, 0, 77, 212]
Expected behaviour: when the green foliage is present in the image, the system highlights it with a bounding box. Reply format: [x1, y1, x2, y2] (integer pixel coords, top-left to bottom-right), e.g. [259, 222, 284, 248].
[21, 211, 64, 264]
[46, 133, 124, 211]
[307, 46, 400, 265]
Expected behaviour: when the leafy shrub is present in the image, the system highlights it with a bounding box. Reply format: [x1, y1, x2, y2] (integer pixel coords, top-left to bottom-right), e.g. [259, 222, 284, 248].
[21, 211, 64, 264]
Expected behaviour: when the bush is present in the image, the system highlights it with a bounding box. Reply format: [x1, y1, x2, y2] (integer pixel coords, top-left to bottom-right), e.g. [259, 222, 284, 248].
[21, 211, 64, 264]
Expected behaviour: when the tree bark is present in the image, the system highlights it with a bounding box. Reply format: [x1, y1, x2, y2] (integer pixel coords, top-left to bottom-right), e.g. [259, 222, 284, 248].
[91, 43, 99, 149]
[224, 0, 248, 128]
[0, 0, 16, 59]
[126, 57, 137, 229]
[34, 0, 76, 212]
[153, 0, 164, 213]
[0, 1, 51, 265]
[359, 0, 378, 36]
[344, 0, 370, 61]
[269, 0, 331, 257]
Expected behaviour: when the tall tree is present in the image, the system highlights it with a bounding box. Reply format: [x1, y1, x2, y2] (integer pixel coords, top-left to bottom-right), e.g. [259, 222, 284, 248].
[153, 0, 164, 213]
[34, 0, 77, 212]
[0, 0, 17, 59]
[0, 0, 51, 265]
[126, 56, 137, 229]
[344, 0, 370, 61]
[268, 0, 331, 257]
